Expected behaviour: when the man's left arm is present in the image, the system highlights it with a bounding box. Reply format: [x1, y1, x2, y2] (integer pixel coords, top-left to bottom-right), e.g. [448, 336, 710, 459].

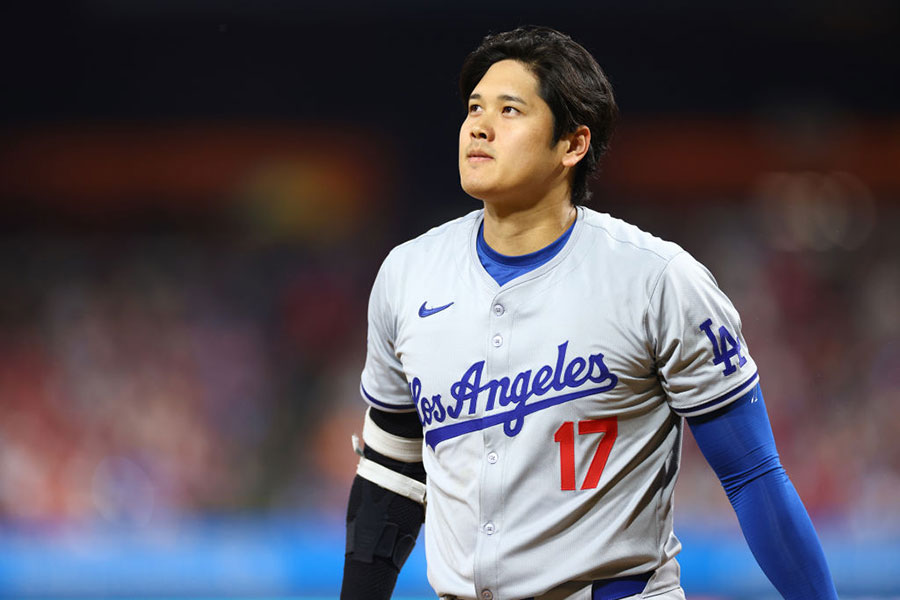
[687, 383, 838, 600]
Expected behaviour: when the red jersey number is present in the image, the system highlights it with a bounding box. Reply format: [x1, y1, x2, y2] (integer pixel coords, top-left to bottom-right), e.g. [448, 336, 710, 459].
[553, 418, 618, 491]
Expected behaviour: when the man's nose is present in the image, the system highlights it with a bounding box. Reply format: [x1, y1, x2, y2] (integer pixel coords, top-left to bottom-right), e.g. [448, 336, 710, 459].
[470, 122, 492, 140]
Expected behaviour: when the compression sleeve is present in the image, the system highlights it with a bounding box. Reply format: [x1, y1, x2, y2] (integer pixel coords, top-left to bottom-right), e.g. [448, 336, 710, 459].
[687, 384, 838, 599]
[340, 409, 425, 600]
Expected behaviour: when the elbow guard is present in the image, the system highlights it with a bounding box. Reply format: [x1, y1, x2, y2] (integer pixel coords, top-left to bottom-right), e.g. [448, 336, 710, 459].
[344, 408, 426, 571]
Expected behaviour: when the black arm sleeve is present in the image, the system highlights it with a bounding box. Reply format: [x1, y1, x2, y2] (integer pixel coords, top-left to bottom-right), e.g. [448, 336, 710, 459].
[340, 409, 426, 600]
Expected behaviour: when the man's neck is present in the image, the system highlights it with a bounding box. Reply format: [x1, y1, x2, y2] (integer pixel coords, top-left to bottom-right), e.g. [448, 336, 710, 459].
[482, 192, 577, 256]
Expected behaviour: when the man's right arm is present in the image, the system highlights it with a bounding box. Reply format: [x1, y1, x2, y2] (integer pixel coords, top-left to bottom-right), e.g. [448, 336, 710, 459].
[340, 407, 426, 600]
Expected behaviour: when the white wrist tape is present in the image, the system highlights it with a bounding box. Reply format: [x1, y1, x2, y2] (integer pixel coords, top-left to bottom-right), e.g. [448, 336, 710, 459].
[356, 456, 427, 505]
[362, 407, 424, 463]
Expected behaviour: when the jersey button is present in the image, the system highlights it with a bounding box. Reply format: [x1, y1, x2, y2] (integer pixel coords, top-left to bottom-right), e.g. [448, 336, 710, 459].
[487, 451, 498, 464]
[491, 334, 503, 347]
[484, 521, 495, 535]
[481, 591, 493, 600]
[492, 303, 505, 316]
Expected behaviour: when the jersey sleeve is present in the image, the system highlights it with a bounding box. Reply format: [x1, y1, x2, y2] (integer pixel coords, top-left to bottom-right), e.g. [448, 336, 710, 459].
[647, 251, 759, 416]
[359, 253, 416, 412]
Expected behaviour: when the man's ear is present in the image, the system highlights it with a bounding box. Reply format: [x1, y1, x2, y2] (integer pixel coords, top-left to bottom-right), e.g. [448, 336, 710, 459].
[561, 125, 591, 168]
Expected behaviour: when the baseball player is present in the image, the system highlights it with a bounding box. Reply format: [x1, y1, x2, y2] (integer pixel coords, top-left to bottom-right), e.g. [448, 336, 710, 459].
[341, 26, 838, 600]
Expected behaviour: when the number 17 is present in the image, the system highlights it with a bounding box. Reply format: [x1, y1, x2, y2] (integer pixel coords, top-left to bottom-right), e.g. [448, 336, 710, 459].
[553, 418, 618, 491]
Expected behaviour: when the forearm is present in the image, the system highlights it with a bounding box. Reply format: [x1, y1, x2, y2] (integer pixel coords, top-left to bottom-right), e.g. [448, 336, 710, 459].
[340, 456, 425, 599]
[341, 408, 426, 600]
[726, 466, 836, 600]
[688, 384, 837, 599]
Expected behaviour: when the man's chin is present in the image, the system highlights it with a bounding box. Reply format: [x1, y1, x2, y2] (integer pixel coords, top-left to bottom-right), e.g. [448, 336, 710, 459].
[460, 180, 494, 202]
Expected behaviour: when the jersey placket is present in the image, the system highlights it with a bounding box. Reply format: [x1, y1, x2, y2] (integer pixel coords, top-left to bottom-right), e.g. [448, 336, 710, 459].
[472, 293, 511, 600]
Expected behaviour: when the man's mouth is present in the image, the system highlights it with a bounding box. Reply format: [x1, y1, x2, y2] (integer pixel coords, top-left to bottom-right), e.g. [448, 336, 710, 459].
[467, 149, 493, 162]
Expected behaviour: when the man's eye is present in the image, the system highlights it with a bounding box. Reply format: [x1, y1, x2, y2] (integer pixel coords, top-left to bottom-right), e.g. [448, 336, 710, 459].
[468, 104, 482, 114]
[502, 106, 520, 115]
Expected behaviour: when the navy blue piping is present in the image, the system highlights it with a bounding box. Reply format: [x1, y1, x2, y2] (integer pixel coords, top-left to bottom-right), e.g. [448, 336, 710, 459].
[676, 371, 759, 416]
[360, 383, 412, 411]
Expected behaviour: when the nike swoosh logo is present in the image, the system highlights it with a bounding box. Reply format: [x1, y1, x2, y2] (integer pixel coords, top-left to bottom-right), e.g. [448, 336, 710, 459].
[418, 301, 454, 318]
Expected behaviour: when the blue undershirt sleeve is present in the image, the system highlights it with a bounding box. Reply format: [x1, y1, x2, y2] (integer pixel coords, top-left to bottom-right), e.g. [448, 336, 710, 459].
[687, 383, 838, 599]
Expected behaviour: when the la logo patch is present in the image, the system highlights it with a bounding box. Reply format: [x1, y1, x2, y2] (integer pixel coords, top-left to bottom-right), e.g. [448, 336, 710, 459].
[699, 318, 747, 377]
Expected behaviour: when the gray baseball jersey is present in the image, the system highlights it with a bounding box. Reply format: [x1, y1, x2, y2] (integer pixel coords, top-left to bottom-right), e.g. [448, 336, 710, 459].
[360, 206, 758, 600]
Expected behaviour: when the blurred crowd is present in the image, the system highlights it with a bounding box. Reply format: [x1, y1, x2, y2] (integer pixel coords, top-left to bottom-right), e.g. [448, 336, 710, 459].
[0, 234, 373, 523]
[0, 189, 897, 536]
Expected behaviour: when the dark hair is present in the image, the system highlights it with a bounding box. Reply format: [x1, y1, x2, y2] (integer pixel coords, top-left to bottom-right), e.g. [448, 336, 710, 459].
[459, 26, 618, 205]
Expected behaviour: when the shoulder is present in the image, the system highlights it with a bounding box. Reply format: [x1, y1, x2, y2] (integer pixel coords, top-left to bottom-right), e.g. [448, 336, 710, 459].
[381, 209, 481, 273]
[579, 207, 686, 272]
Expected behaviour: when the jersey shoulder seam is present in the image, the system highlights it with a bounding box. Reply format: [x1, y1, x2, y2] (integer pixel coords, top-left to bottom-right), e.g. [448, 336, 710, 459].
[581, 218, 678, 262]
[641, 250, 690, 350]
[645, 250, 690, 307]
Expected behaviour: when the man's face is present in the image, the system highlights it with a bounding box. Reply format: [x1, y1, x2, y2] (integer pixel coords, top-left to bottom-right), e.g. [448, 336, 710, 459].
[459, 59, 569, 206]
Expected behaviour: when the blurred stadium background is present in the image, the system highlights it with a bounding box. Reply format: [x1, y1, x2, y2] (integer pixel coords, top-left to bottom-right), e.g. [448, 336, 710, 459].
[1, 1, 899, 598]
